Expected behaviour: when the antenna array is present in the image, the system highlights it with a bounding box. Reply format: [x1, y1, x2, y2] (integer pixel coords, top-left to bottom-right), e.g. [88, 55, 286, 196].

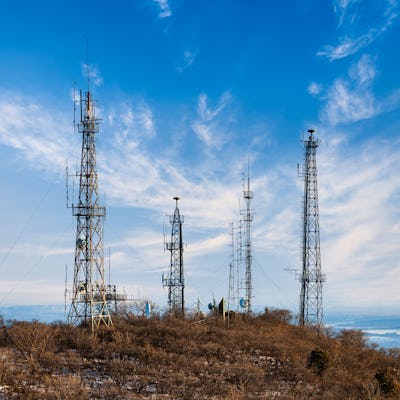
[228, 167, 254, 314]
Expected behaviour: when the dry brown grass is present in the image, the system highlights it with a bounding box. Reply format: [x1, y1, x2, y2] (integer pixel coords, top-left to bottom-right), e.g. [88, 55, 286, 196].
[0, 311, 399, 399]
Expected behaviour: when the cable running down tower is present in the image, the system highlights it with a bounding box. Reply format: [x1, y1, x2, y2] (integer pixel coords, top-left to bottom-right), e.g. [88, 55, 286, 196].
[299, 129, 326, 327]
[163, 197, 185, 315]
[67, 89, 112, 330]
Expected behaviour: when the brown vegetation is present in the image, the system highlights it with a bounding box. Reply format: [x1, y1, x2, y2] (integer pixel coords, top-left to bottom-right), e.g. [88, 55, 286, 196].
[0, 310, 399, 399]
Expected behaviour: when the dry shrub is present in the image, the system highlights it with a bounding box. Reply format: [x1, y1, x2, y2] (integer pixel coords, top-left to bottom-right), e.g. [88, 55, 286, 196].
[375, 369, 398, 397]
[0, 317, 9, 346]
[107, 358, 137, 386]
[263, 308, 293, 324]
[9, 321, 55, 357]
[0, 311, 399, 399]
[42, 375, 90, 400]
[0, 357, 15, 386]
[307, 347, 329, 377]
[337, 329, 368, 349]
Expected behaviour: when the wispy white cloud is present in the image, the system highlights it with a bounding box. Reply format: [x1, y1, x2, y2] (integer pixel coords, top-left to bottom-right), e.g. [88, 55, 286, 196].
[176, 50, 197, 73]
[153, 0, 172, 18]
[322, 55, 377, 124]
[108, 230, 165, 274]
[334, 0, 357, 27]
[0, 243, 72, 258]
[81, 63, 103, 87]
[186, 234, 229, 259]
[318, 35, 374, 62]
[191, 92, 233, 149]
[320, 54, 400, 125]
[322, 77, 376, 125]
[349, 53, 377, 83]
[0, 93, 76, 173]
[317, 133, 400, 308]
[0, 280, 65, 305]
[307, 82, 323, 96]
[318, 0, 399, 61]
[109, 101, 155, 148]
[0, 89, 251, 236]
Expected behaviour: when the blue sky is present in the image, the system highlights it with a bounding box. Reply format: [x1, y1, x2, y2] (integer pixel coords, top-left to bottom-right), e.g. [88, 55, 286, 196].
[0, 0, 400, 317]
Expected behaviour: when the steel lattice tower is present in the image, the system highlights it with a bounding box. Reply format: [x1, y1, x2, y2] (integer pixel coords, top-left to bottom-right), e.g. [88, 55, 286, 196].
[241, 173, 253, 314]
[227, 221, 235, 313]
[235, 218, 243, 310]
[163, 197, 185, 315]
[67, 90, 112, 330]
[299, 129, 326, 327]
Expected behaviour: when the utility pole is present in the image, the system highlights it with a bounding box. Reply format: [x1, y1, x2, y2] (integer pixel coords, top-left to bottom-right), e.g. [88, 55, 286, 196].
[299, 129, 326, 327]
[163, 197, 185, 315]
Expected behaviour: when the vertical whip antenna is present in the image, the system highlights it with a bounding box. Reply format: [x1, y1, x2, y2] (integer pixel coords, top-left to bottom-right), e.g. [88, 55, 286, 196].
[64, 264, 68, 316]
[73, 82, 77, 135]
[65, 160, 69, 209]
[236, 217, 242, 311]
[227, 220, 235, 316]
[298, 129, 326, 328]
[162, 197, 185, 316]
[86, 38, 90, 92]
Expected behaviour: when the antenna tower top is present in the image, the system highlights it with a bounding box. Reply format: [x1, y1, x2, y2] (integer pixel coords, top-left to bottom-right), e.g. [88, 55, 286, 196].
[308, 129, 315, 140]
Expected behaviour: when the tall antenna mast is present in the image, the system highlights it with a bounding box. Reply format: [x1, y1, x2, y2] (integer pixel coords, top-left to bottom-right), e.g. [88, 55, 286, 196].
[86, 38, 90, 92]
[227, 221, 235, 315]
[236, 213, 242, 311]
[240, 160, 254, 314]
[299, 129, 326, 327]
[162, 197, 185, 315]
[67, 82, 112, 331]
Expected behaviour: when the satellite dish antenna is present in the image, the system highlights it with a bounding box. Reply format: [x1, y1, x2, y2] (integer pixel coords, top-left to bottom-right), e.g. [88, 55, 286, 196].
[239, 297, 248, 309]
[145, 302, 151, 318]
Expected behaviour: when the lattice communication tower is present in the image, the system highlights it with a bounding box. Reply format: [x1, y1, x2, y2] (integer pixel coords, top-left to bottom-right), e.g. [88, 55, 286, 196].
[240, 172, 253, 314]
[67, 89, 113, 330]
[162, 197, 185, 315]
[299, 129, 326, 327]
[227, 221, 235, 313]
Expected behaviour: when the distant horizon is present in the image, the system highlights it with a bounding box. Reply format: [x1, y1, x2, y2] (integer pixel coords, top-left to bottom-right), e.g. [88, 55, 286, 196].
[1, 303, 399, 319]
